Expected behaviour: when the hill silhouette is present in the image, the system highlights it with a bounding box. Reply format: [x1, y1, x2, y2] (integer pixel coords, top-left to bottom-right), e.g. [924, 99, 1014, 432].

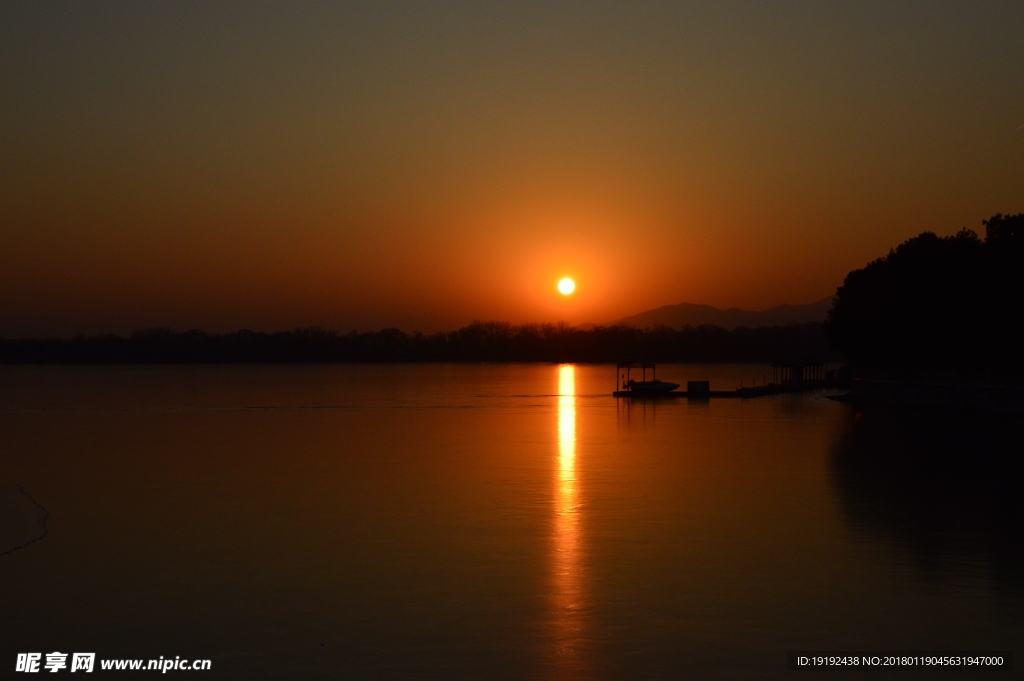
[595, 296, 833, 330]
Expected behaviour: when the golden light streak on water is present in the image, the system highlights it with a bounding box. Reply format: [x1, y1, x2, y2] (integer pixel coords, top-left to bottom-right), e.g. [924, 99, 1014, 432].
[550, 363, 585, 675]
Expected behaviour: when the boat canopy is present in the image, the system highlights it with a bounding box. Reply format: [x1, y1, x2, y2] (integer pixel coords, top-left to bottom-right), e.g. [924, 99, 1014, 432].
[616, 362, 658, 384]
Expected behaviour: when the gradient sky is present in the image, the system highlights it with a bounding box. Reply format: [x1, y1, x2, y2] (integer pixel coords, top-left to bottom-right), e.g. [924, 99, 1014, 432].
[2, 1, 1022, 336]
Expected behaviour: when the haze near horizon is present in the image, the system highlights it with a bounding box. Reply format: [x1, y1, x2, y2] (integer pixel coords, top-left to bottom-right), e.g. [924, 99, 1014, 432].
[2, 2, 1022, 337]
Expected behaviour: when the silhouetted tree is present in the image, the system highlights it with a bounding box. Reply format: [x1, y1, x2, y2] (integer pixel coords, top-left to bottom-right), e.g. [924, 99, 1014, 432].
[983, 212, 1024, 245]
[825, 213, 1024, 374]
[0, 322, 837, 364]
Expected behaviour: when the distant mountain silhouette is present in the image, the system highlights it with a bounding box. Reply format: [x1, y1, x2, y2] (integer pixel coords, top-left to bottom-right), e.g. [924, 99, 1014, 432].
[595, 296, 834, 330]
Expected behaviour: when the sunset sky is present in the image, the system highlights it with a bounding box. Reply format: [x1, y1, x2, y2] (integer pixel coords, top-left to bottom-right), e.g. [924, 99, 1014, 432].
[2, 1, 1022, 337]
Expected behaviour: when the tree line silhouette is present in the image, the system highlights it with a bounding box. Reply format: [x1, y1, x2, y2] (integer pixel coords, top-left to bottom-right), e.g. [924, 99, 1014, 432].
[1, 321, 835, 364]
[824, 213, 1024, 374]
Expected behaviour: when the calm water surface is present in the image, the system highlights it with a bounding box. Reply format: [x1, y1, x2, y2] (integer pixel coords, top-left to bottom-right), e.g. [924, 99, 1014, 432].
[1, 364, 1021, 679]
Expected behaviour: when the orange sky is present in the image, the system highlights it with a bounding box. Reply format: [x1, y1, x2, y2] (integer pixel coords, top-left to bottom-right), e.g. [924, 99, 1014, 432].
[1, 2, 1022, 336]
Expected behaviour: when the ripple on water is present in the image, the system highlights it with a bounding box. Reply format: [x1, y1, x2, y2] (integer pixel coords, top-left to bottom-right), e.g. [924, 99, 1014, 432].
[0, 485, 48, 556]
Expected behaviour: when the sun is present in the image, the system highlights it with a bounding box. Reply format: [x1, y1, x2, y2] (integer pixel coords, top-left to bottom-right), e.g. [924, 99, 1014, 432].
[557, 278, 575, 295]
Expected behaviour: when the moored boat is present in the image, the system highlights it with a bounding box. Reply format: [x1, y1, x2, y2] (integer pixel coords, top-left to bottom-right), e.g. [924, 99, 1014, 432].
[612, 362, 680, 397]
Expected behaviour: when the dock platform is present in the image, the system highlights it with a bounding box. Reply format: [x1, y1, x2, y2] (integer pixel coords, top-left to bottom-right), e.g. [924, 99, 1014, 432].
[614, 385, 836, 398]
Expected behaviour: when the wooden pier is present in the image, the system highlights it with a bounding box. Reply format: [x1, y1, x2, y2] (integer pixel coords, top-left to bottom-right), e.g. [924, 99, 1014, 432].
[613, 359, 839, 398]
[616, 384, 835, 399]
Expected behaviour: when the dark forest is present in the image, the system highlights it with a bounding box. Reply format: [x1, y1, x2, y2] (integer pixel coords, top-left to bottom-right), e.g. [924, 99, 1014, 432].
[825, 213, 1024, 374]
[1, 321, 835, 364]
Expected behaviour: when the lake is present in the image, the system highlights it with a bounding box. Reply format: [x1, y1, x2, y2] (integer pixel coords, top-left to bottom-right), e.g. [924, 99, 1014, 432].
[1, 364, 1021, 679]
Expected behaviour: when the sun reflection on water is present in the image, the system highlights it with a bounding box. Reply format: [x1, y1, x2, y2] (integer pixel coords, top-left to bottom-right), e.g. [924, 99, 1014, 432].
[551, 363, 585, 673]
